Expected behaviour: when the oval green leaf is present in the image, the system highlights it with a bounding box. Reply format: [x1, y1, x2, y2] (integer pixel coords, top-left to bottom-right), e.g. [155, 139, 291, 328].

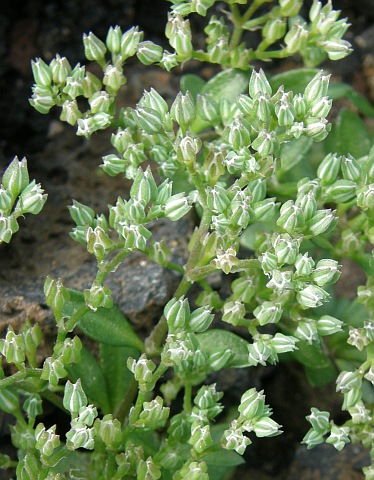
[201, 68, 251, 103]
[196, 329, 250, 368]
[63, 289, 144, 351]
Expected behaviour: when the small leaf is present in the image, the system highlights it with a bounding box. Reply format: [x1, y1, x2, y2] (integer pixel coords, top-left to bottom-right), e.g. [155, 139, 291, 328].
[328, 82, 374, 117]
[205, 449, 245, 467]
[201, 68, 251, 103]
[304, 364, 337, 387]
[63, 289, 144, 351]
[196, 329, 250, 368]
[323, 108, 371, 158]
[100, 344, 140, 415]
[278, 136, 313, 179]
[66, 345, 111, 414]
[292, 340, 333, 369]
[180, 74, 206, 99]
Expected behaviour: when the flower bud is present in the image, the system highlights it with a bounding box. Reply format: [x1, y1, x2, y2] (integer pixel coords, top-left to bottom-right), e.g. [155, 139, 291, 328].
[82, 71, 102, 98]
[325, 179, 357, 204]
[307, 208, 336, 236]
[0, 386, 20, 414]
[304, 72, 330, 106]
[136, 41, 163, 65]
[263, 18, 286, 44]
[96, 414, 122, 449]
[222, 421, 251, 455]
[293, 94, 307, 118]
[83, 32, 107, 63]
[188, 307, 214, 332]
[49, 54, 71, 84]
[275, 100, 295, 126]
[23, 394, 43, 421]
[106, 26, 122, 54]
[16, 181, 47, 215]
[357, 184, 374, 211]
[317, 315, 344, 336]
[166, 15, 193, 60]
[41, 357, 67, 386]
[238, 388, 265, 419]
[309, 96, 332, 118]
[69, 200, 95, 226]
[164, 297, 190, 333]
[66, 422, 95, 450]
[249, 69, 272, 98]
[253, 301, 282, 326]
[60, 99, 82, 125]
[294, 320, 318, 343]
[160, 50, 179, 71]
[35, 424, 60, 458]
[63, 379, 87, 416]
[0, 215, 18, 243]
[297, 285, 329, 309]
[31, 58, 53, 86]
[317, 153, 341, 185]
[196, 93, 220, 123]
[103, 64, 126, 92]
[88, 91, 113, 114]
[2, 157, 29, 200]
[252, 130, 279, 157]
[279, 0, 302, 16]
[306, 407, 330, 433]
[170, 91, 195, 131]
[294, 253, 315, 276]
[16, 453, 40, 480]
[253, 417, 282, 438]
[341, 154, 361, 182]
[222, 300, 245, 326]
[284, 21, 308, 54]
[164, 193, 191, 221]
[304, 117, 330, 141]
[121, 26, 143, 59]
[137, 457, 162, 480]
[44, 276, 70, 320]
[321, 38, 352, 61]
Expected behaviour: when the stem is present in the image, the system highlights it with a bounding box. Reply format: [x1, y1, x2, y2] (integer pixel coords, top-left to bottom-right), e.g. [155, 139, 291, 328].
[96, 248, 130, 284]
[229, 0, 271, 49]
[58, 304, 90, 343]
[0, 368, 41, 388]
[129, 391, 146, 425]
[114, 378, 138, 423]
[183, 383, 192, 414]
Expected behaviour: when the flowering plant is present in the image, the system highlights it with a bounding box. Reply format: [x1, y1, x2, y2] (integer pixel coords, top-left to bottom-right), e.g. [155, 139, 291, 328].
[2, 1, 374, 478]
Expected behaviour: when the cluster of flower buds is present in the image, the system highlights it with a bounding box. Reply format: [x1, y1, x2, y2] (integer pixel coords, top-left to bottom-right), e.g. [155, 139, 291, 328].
[0, 157, 47, 243]
[131, 396, 170, 430]
[222, 388, 282, 455]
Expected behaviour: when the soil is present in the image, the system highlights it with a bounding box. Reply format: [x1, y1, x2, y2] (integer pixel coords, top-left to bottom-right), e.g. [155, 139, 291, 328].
[0, 0, 374, 479]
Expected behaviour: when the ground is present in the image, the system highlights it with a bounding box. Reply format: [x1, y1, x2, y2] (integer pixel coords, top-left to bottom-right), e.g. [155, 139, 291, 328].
[0, 0, 374, 478]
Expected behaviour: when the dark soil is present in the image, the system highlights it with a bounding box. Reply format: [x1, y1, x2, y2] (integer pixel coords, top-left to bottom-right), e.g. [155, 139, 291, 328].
[0, 0, 374, 479]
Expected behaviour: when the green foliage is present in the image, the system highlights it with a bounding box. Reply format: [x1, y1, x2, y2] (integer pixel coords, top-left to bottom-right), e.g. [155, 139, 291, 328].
[1, 0, 374, 479]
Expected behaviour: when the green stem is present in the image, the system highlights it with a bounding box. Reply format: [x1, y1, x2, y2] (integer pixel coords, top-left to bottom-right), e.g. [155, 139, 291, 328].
[129, 391, 146, 425]
[0, 368, 41, 388]
[183, 382, 192, 414]
[229, 0, 271, 49]
[96, 248, 130, 284]
[58, 304, 91, 344]
[114, 378, 139, 423]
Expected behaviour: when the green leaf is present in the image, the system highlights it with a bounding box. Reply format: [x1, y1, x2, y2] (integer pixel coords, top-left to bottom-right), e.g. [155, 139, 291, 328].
[196, 329, 250, 368]
[270, 68, 319, 94]
[291, 340, 332, 369]
[323, 108, 371, 158]
[100, 344, 139, 415]
[66, 345, 111, 414]
[180, 74, 206, 99]
[201, 68, 251, 103]
[205, 449, 245, 467]
[304, 363, 337, 387]
[328, 82, 374, 117]
[278, 136, 313, 179]
[63, 289, 144, 351]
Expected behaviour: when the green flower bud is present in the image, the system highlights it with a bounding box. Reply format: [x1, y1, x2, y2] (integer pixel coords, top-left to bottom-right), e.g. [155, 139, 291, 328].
[170, 91, 195, 131]
[277, 199, 305, 233]
[293, 94, 307, 118]
[15, 180, 47, 215]
[225, 117, 252, 150]
[275, 100, 295, 126]
[41, 357, 67, 386]
[222, 300, 245, 326]
[2, 157, 29, 199]
[317, 315, 344, 336]
[176, 461, 209, 480]
[294, 253, 315, 276]
[302, 428, 324, 448]
[187, 307, 214, 333]
[82, 71, 102, 98]
[189, 423, 213, 454]
[306, 208, 336, 236]
[295, 191, 317, 221]
[341, 154, 361, 182]
[309, 96, 332, 118]
[130, 167, 158, 206]
[137, 41, 163, 65]
[259, 251, 278, 273]
[31, 58, 52, 86]
[306, 407, 330, 433]
[263, 18, 286, 44]
[238, 388, 265, 419]
[101, 154, 126, 176]
[137, 457, 161, 480]
[23, 394, 43, 421]
[66, 422, 95, 450]
[206, 185, 230, 213]
[321, 38, 352, 61]
[284, 21, 308, 54]
[29, 85, 56, 114]
[63, 379, 87, 416]
[35, 423, 60, 458]
[106, 26, 122, 54]
[222, 421, 251, 455]
[44, 276, 70, 320]
[253, 417, 282, 438]
[110, 128, 133, 154]
[176, 134, 202, 165]
[328, 19, 350, 38]
[304, 117, 330, 141]
[139, 88, 168, 116]
[60, 99, 82, 125]
[128, 354, 156, 392]
[103, 64, 126, 92]
[326, 425, 350, 451]
[357, 184, 374, 211]
[317, 153, 341, 185]
[297, 285, 329, 309]
[196, 93, 220, 123]
[253, 199, 276, 222]
[254, 302, 282, 326]
[294, 320, 318, 343]
[160, 50, 179, 71]
[0, 326, 25, 367]
[69, 200, 95, 226]
[164, 193, 191, 221]
[88, 91, 113, 114]
[279, 0, 302, 16]
[63, 66, 85, 99]
[57, 336, 82, 365]
[77, 113, 112, 138]
[252, 130, 278, 157]
[0, 186, 14, 213]
[49, 54, 71, 84]
[164, 297, 190, 333]
[121, 26, 143, 59]
[273, 234, 300, 265]
[0, 215, 19, 243]
[78, 405, 98, 427]
[249, 69, 272, 98]
[304, 72, 330, 106]
[209, 349, 232, 370]
[96, 414, 122, 450]
[167, 15, 193, 60]
[119, 223, 151, 250]
[325, 179, 357, 203]
[22, 322, 42, 357]
[134, 396, 170, 429]
[135, 106, 164, 134]
[0, 386, 20, 414]
[271, 333, 298, 354]
[83, 32, 107, 62]
[207, 36, 230, 64]
[16, 453, 40, 480]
